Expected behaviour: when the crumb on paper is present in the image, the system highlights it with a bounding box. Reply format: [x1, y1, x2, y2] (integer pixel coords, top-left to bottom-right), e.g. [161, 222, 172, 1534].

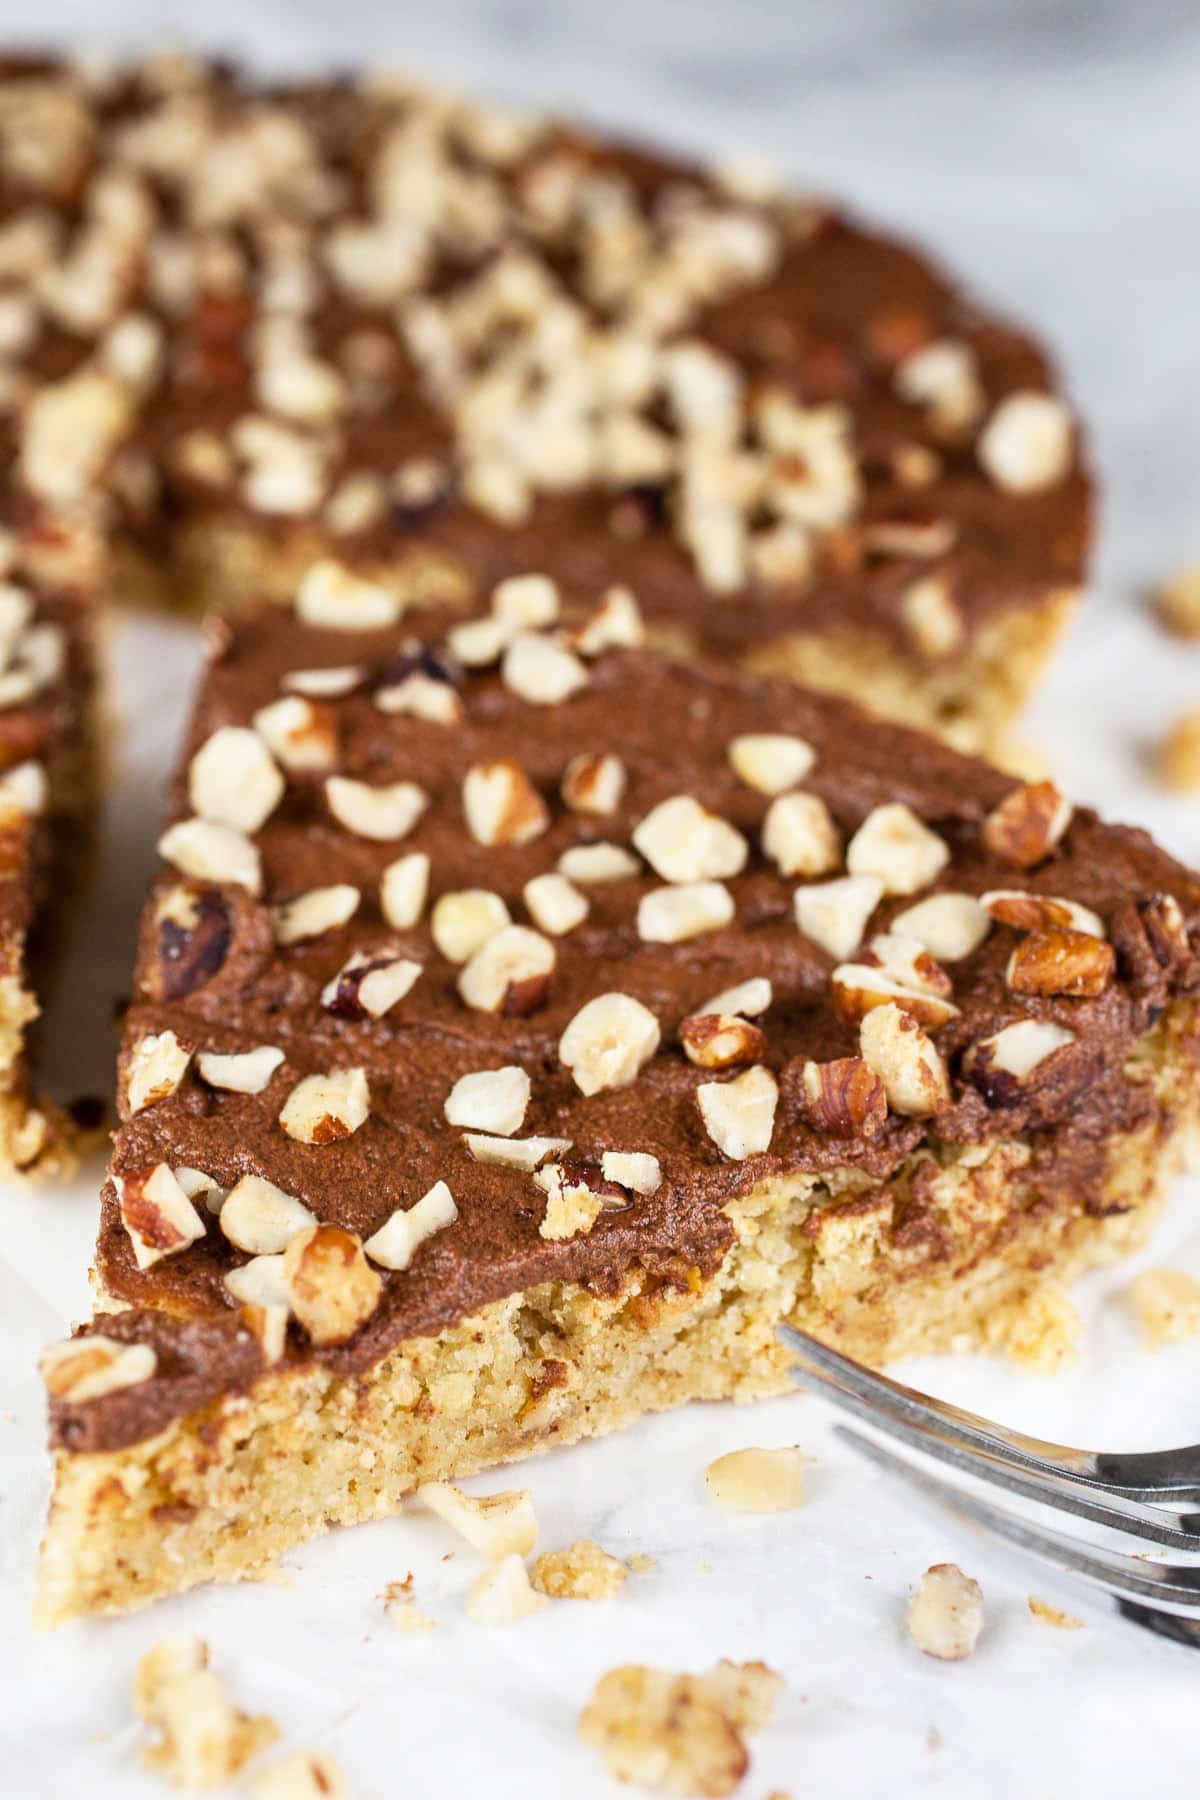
[1154, 564, 1200, 639]
[381, 1575, 435, 1633]
[984, 1280, 1080, 1372]
[1128, 1268, 1200, 1349]
[133, 1636, 278, 1789]
[907, 1564, 984, 1661]
[579, 1659, 782, 1797]
[532, 1539, 627, 1600]
[1155, 706, 1200, 791]
[1028, 1595, 1084, 1631]
[627, 1553, 657, 1575]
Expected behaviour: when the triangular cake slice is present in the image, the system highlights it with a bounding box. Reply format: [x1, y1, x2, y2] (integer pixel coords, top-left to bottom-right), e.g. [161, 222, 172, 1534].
[37, 565, 1200, 1623]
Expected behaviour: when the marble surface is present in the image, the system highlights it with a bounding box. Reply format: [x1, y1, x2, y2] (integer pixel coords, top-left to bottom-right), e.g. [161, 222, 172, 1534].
[4, 9, 1200, 1796]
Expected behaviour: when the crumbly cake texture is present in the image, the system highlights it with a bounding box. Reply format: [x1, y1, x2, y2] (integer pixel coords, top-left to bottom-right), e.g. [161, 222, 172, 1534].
[35, 571, 1200, 1623]
[0, 49, 1088, 746]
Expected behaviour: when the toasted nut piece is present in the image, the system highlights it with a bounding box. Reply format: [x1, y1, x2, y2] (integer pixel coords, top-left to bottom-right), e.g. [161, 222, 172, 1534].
[1156, 705, 1200, 791]
[832, 962, 959, 1029]
[466, 1553, 549, 1625]
[705, 1447, 806, 1513]
[127, 1029, 192, 1114]
[601, 1150, 662, 1194]
[322, 947, 421, 1017]
[900, 574, 962, 659]
[419, 1481, 538, 1558]
[908, 1563, 984, 1660]
[697, 1065, 778, 1159]
[0, 759, 46, 813]
[363, 1181, 459, 1270]
[638, 881, 734, 943]
[680, 1012, 767, 1069]
[380, 851, 430, 929]
[794, 873, 883, 961]
[965, 1019, 1075, 1105]
[502, 631, 588, 704]
[983, 780, 1072, 870]
[239, 1302, 289, 1365]
[696, 979, 770, 1023]
[282, 664, 364, 699]
[188, 726, 284, 834]
[458, 924, 555, 1014]
[562, 751, 626, 816]
[249, 1751, 349, 1800]
[149, 885, 232, 1001]
[1027, 1596, 1083, 1631]
[762, 791, 841, 878]
[282, 1224, 381, 1343]
[465, 1132, 572, 1171]
[634, 795, 748, 884]
[253, 695, 338, 771]
[295, 558, 401, 629]
[159, 817, 261, 894]
[135, 1636, 280, 1791]
[558, 841, 640, 883]
[896, 337, 982, 429]
[445, 1065, 531, 1135]
[1006, 926, 1115, 997]
[1140, 892, 1193, 970]
[492, 572, 560, 629]
[532, 1539, 628, 1600]
[1155, 565, 1200, 640]
[580, 1661, 781, 1797]
[273, 883, 361, 945]
[432, 888, 512, 963]
[446, 614, 512, 667]
[224, 1253, 290, 1310]
[117, 1163, 207, 1269]
[279, 1068, 370, 1143]
[846, 803, 949, 896]
[196, 1045, 284, 1093]
[572, 584, 645, 655]
[892, 892, 991, 961]
[41, 1333, 157, 1403]
[560, 992, 661, 1095]
[860, 1003, 949, 1117]
[463, 758, 549, 846]
[728, 733, 816, 795]
[799, 1057, 887, 1137]
[524, 871, 588, 936]
[220, 1175, 315, 1254]
[325, 775, 427, 841]
[375, 669, 462, 724]
[1128, 1268, 1200, 1350]
[980, 888, 1104, 938]
[536, 1164, 607, 1240]
[978, 390, 1072, 492]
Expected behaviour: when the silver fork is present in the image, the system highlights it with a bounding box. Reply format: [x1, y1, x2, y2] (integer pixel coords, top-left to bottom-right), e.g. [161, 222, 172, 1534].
[778, 1325, 1200, 1648]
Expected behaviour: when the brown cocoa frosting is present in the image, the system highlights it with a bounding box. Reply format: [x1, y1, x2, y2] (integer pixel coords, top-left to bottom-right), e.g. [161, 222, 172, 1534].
[54, 597, 1200, 1454]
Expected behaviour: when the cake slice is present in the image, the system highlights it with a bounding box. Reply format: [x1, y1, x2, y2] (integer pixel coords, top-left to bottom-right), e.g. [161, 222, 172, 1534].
[0, 52, 1086, 748]
[38, 564, 1198, 1625]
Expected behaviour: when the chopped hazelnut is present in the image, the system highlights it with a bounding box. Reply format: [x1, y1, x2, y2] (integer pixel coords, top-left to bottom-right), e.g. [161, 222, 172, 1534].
[638, 881, 734, 943]
[634, 794, 747, 884]
[892, 892, 990, 961]
[325, 774, 427, 841]
[1005, 926, 1115, 997]
[699, 976, 772, 1018]
[501, 631, 588, 705]
[572, 584, 644, 655]
[983, 780, 1072, 868]
[524, 870, 588, 936]
[831, 961, 959, 1030]
[965, 1019, 1075, 1104]
[158, 817, 262, 894]
[432, 888, 511, 963]
[195, 1045, 284, 1094]
[561, 751, 626, 815]
[799, 1056, 887, 1137]
[220, 1175, 315, 1254]
[380, 851, 431, 929]
[762, 791, 841, 878]
[696, 1065, 778, 1159]
[458, 924, 555, 1014]
[980, 888, 1104, 938]
[126, 1029, 192, 1114]
[282, 1223, 381, 1344]
[41, 1333, 157, 1403]
[793, 873, 883, 961]
[273, 883, 361, 945]
[536, 1163, 607, 1240]
[444, 1065, 530, 1135]
[466, 1553, 549, 1625]
[680, 1012, 767, 1069]
[600, 1150, 662, 1194]
[463, 758, 549, 846]
[278, 1068, 370, 1143]
[295, 558, 401, 629]
[418, 1481, 538, 1558]
[321, 947, 421, 1018]
[117, 1163, 207, 1269]
[705, 1447, 806, 1513]
[188, 725, 284, 834]
[558, 841, 640, 883]
[492, 572, 560, 629]
[363, 1181, 459, 1271]
[859, 1003, 949, 1117]
[465, 1132, 572, 1171]
[977, 390, 1073, 492]
[846, 803, 949, 897]
[253, 695, 338, 771]
[728, 732, 815, 795]
[908, 1563, 984, 1660]
[559, 991, 661, 1094]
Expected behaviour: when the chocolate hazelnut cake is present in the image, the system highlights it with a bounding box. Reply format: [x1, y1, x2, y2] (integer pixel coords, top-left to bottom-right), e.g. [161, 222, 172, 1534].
[36, 567, 1200, 1623]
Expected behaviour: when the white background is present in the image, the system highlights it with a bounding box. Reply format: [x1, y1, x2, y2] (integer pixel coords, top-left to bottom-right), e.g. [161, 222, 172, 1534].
[3, 5, 1200, 1795]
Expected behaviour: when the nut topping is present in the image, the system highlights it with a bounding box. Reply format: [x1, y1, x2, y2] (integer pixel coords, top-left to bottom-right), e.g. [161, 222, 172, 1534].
[418, 1480, 538, 1559]
[458, 924, 555, 1014]
[380, 851, 430, 929]
[696, 1065, 778, 1159]
[559, 992, 661, 1095]
[224, 1253, 290, 1310]
[977, 390, 1072, 493]
[699, 976, 772, 1018]
[220, 1175, 315, 1254]
[859, 1003, 949, 1117]
[196, 1045, 284, 1094]
[281, 1223, 381, 1344]
[325, 775, 427, 841]
[798, 1057, 887, 1137]
[535, 1163, 609, 1240]
[501, 631, 588, 705]
[680, 1012, 768, 1069]
[117, 1163, 207, 1269]
[980, 888, 1103, 938]
[465, 1132, 573, 1171]
[761, 791, 841, 878]
[1005, 926, 1115, 997]
[252, 695, 338, 772]
[41, 1333, 157, 1403]
[601, 1150, 662, 1194]
[463, 758, 549, 846]
[282, 665, 364, 699]
[846, 803, 949, 896]
[321, 947, 421, 1017]
[638, 881, 734, 943]
[561, 751, 626, 816]
[983, 779, 1072, 869]
[278, 1068, 370, 1143]
[793, 873, 883, 961]
[273, 883, 361, 945]
[444, 1065, 531, 1135]
[965, 1019, 1075, 1104]
[188, 726, 284, 834]
[558, 841, 640, 884]
[571, 584, 644, 655]
[524, 871, 588, 936]
[432, 889, 511, 963]
[892, 892, 991, 961]
[363, 1181, 459, 1270]
[633, 795, 748, 884]
[728, 732, 815, 795]
[158, 818, 261, 894]
[126, 1029, 192, 1114]
[492, 573, 560, 629]
[295, 558, 401, 630]
[863, 931, 954, 998]
[151, 885, 232, 999]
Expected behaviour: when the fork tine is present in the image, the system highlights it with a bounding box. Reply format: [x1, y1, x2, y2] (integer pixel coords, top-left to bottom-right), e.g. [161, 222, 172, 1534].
[837, 1426, 1200, 1618]
[779, 1325, 1200, 1503]
[785, 1345, 1200, 1551]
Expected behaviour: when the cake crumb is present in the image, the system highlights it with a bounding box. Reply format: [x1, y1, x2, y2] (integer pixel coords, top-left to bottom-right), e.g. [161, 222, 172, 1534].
[1155, 706, 1200, 791]
[580, 1660, 783, 1797]
[1128, 1268, 1200, 1349]
[1154, 564, 1200, 638]
[532, 1539, 627, 1600]
[1028, 1595, 1083, 1631]
[133, 1636, 278, 1789]
[381, 1575, 435, 1633]
[248, 1749, 349, 1798]
[627, 1552, 657, 1575]
[985, 1280, 1080, 1372]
